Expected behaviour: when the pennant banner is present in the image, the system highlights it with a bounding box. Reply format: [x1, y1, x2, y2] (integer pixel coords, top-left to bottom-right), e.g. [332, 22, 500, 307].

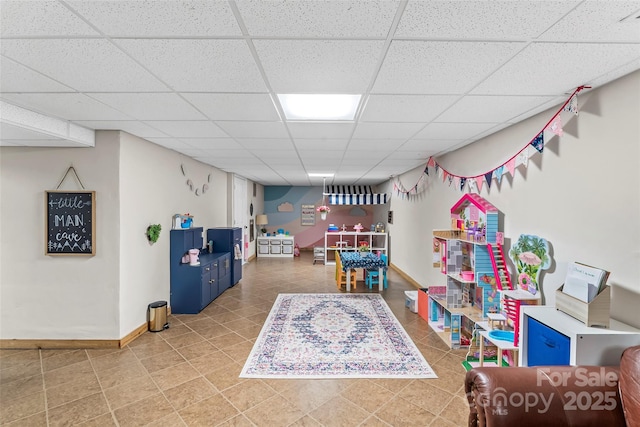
[392, 86, 589, 198]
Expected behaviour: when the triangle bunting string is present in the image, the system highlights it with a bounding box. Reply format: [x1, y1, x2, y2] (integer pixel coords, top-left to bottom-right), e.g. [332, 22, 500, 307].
[393, 86, 589, 198]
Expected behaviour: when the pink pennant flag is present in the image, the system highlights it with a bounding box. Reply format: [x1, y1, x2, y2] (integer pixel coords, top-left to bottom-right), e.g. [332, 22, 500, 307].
[427, 157, 436, 167]
[442, 171, 448, 183]
[547, 116, 564, 136]
[475, 176, 484, 192]
[505, 158, 516, 177]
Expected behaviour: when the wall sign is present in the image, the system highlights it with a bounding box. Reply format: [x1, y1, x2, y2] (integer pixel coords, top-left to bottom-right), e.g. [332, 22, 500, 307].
[301, 204, 316, 226]
[45, 190, 96, 256]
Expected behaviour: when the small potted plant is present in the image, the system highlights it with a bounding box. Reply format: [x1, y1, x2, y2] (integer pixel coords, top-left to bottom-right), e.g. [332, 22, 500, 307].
[316, 205, 331, 220]
[358, 242, 370, 255]
[146, 224, 162, 243]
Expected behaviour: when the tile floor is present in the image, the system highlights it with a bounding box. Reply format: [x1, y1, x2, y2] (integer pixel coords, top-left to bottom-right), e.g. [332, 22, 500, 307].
[0, 252, 470, 426]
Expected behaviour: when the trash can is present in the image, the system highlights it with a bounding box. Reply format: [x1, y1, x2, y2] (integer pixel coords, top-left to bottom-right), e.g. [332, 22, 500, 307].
[148, 301, 168, 332]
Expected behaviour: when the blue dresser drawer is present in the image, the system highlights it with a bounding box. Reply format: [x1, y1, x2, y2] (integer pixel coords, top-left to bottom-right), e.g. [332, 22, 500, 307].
[527, 316, 570, 366]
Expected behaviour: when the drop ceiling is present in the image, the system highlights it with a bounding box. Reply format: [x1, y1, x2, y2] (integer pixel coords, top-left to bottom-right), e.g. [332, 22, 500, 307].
[1, 1, 639, 186]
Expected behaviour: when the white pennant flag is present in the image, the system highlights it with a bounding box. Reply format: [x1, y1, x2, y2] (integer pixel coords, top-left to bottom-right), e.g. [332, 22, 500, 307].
[515, 147, 530, 168]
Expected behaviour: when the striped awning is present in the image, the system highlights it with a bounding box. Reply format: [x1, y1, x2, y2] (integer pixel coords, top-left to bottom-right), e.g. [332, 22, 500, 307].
[325, 185, 388, 205]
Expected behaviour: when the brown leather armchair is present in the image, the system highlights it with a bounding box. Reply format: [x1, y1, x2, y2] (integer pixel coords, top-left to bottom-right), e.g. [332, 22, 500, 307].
[465, 345, 640, 427]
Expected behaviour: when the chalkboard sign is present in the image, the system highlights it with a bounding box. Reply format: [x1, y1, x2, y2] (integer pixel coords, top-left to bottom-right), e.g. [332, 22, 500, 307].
[45, 191, 95, 256]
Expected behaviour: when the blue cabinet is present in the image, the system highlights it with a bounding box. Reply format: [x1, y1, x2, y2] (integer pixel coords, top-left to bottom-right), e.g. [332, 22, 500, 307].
[207, 227, 242, 286]
[170, 228, 232, 314]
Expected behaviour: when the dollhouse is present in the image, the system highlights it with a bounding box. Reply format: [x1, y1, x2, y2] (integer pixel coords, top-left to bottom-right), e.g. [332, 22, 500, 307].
[430, 194, 533, 355]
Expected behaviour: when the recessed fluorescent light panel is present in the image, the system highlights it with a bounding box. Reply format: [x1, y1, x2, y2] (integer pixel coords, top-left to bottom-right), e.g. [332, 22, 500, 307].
[308, 173, 334, 177]
[278, 94, 361, 120]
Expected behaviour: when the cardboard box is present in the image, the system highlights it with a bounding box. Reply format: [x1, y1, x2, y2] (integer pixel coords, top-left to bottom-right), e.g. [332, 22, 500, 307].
[555, 284, 610, 328]
[418, 288, 429, 322]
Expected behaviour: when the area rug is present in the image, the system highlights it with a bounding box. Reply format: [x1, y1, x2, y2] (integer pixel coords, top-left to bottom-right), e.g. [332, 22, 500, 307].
[240, 293, 437, 379]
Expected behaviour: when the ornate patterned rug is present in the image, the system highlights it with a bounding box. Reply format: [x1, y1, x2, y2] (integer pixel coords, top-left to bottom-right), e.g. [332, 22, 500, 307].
[240, 293, 437, 379]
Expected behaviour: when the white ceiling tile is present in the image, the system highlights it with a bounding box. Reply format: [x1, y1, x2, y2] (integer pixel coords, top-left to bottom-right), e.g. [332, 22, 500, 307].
[237, 0, 400, 37]
[342, 150, 387, 160]
[115, 39, 266, 92]
[398, 139, 463, 152]
[182, 93, 280, 121]
[1, 93, 132, 121]
[142, 121, 227, 138]
[352, 122, 424, 139]
[66, 0, 242, 36]
[387, 150, 434, 160]
[181, 138, 243, 150]
[298, 150, 344, 160]
[236, 138, 295, 150]
[437, 95, 558, 123]
[215, 121, 288, 138]
[264, 161, 305, 169]
[413, 123, 497, 140]
[293, 139, 349, 151]
[361, 94, 458, 122]
[73, 120, 169, 138]
[145, 137, 192, 151]
[0, 138, 85, 147]
[0, 39, 168, 92]
[396, 1, 578, 39]
[372, 40, 525, 94]
[539, 2, 640, 42]
[348, 139, 405, 151]
[254, 40, 384, 93]
[0, 56, 74, 93]
[250, 150, 300, 159]
[88, 93, 206, 121]
[0, 0, 100, 36]
[288, 123, 355, 139]
[471, 43, 640, 95]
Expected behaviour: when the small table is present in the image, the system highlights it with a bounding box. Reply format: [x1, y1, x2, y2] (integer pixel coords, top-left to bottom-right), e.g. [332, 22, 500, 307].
[478, 329, 519, 367]
[340, 252, 387, 292]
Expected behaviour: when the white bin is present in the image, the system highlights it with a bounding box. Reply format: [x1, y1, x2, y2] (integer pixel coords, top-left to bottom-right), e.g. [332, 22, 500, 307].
[405, 290, 418, 313]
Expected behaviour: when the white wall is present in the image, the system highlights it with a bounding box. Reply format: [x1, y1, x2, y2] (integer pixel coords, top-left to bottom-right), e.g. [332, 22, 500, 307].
[383, 71, 640, 325]
[0, 130, 231, 340]
[0, 133, 121, 339]
[118, 131, 228, 337]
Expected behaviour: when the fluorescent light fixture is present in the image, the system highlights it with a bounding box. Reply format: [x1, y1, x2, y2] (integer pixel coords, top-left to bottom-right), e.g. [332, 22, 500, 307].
[308, 173, 334, 177]
[278, 94, 361, 120]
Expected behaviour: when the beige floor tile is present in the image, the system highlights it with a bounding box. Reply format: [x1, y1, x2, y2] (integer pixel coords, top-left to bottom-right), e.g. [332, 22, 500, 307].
[0, 374, 44, 401]
[2, 411, 47, 427]
[144, 411, 186, 427]
[204, 363, 246, 392]
[44, 360, 96, 389]
[437, 394, 470, 426]
[0, 360, 42, 384]
[244, 394, 305, 427]
[308, 396, 370, 427]
[95, 359, 148, 390]
[178, 393, 239, 426]
[78, 413, 118, 426]
[208, 332, 248, 350]
[41, 349, 88, 372]
[139, 349, 187, 374]
[150, 361, 200, 391]
[360, 415, 393, 426]
[190, 351, 236, 376]
[47, 393, 110, 427]
[288, 415, 324, 427]
[341, 379, 396, 413]
[127, 340, 173, 360]
[375, 396, 437, 427]
[397, 380, 453, 415]
[221, 379, 276, 412]
[90, 348, 138, 372]
[113, 393, 175, 426]
[164, 331, 206, 349]
[278, 380, 341, 413]
[46, 374, 102, 409]
[177, 341, 218, 361]
[0, 391, 45, 425]
[163, 377, 217, 410]
[217, 414, 255, 426]
[103, 374, 160, 410]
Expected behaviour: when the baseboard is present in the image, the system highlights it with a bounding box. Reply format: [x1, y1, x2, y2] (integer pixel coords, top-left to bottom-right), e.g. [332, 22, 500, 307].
[0, 339, 121, 350]
[1, 320, 153, 350]
[389, 262, 422, 289]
